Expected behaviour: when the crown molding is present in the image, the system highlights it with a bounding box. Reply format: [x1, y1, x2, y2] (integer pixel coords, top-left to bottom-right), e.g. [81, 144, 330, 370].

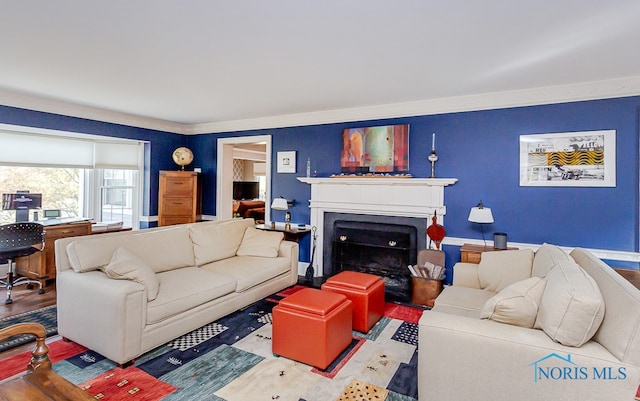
[0, 88, 191, 134]
[2, 75, 640, 135]
[189, 76, 640, 134]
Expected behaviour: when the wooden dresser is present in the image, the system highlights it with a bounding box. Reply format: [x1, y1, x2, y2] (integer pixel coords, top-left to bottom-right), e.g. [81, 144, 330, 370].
[460, 243, 518, 264]
[16, 221, 92, 284]
[158, 170, 202, 226]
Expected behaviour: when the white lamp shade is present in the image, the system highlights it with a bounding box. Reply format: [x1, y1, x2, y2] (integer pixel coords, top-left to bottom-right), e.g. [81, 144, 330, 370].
[468, 206, 494, 223]
[271, 198, 289, 211]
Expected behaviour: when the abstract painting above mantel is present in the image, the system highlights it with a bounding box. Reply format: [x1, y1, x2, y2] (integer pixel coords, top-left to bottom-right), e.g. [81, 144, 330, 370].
[519, 130, 616, 187]
[341, 124, 409, 173]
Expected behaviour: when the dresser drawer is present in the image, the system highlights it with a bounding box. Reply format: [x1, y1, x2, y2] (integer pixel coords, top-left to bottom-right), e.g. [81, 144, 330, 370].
[45, 224, 91, 240]
[162, 176, 195, 196]
[161, 197, 194, 215]
[159, 216, 193, 226]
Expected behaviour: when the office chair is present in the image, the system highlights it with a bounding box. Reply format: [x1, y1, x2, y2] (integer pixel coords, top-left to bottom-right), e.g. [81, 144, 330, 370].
[0, 222, 45, 304]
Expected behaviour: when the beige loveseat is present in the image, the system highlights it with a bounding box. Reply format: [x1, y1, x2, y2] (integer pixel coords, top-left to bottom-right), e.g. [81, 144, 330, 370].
[55, 218, 298, 365]
[418, 244, 640, 401]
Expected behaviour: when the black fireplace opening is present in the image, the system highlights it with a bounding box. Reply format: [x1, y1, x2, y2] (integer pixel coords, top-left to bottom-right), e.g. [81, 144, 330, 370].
[330, 219, 418, 302]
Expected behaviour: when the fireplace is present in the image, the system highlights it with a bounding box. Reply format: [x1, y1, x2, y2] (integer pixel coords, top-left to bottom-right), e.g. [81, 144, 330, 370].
[323, 212, 426, 301]
[298, 176, 457, 299]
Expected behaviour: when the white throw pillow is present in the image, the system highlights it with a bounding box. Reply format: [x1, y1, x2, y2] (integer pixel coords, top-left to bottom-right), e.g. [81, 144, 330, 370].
[535, 260, 605, 347]
[477, 249, 534, 292]
[104, 247, 159, 301]
[532, 243, 572, 278]
[236, 227, 284, 258]
[480, 277, 546, 328]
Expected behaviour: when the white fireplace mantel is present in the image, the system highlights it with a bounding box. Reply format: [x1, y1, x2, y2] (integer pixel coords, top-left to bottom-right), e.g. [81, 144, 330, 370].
[297, 176, 458, 276]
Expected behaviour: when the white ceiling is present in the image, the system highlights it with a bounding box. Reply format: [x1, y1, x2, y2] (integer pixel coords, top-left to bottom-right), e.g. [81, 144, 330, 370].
[2, 1, 640, 134]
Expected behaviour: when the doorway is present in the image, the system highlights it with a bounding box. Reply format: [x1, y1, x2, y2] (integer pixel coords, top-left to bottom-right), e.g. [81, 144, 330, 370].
[216, 135, 271, 221]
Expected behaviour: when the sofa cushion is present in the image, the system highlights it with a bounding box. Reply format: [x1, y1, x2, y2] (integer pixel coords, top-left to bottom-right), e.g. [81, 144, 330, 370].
[66, 225, 195, 274]
[236, 227, 283, 258]
[201, 255, 291, 292]
[571, 248, 640, 366]
[432, 286, 496, 318]
[190, 219, 253, 265]
[532, 243, 572, 278]
[477, 249, 534, 292]
[128, 226, 195, 273]
[480, 277, 546, 328]
[147, 267, 236, 325]
[535, 260, 605, 347]
[103, 247, 159, 301]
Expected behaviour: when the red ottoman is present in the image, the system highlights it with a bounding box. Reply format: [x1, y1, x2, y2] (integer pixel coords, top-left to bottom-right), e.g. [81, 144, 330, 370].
[272, 288, 352, 370]
[321, 271, 385, 333]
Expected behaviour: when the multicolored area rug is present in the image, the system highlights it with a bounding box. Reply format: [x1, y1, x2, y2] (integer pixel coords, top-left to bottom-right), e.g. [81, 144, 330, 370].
[40, 286, 422, 400]
[0, 305, 57, 352]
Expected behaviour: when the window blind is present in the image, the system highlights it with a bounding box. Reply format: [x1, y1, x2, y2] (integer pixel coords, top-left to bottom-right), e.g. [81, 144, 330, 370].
[0, 128, 143, 169]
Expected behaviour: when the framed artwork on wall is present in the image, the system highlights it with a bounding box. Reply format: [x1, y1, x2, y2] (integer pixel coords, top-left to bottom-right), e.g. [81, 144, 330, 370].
[341, 124, 409, 173]
[277, 151, 296, 173]
[519, 130, 616, 187]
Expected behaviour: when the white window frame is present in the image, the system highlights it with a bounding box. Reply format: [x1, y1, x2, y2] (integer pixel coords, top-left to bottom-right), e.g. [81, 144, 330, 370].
[85, 168, 142, 229]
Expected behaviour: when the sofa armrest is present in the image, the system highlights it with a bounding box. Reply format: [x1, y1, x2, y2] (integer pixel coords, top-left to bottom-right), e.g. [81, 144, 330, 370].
[418, 311, 640, 401]
[278, 240, 299, 284]
[451, 262, 481, 288]
[56, 270, 146, 364]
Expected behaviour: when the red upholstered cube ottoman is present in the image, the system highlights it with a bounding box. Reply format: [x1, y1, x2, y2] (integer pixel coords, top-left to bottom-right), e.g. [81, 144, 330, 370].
[272, 288, 353, 370]
[321, 271, 385, 333]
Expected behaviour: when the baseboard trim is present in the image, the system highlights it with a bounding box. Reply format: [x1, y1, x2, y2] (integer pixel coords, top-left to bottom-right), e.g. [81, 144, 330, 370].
[444, 237, 640, 263]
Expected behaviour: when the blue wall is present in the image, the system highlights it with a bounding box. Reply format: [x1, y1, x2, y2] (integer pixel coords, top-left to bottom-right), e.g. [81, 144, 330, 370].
[188, 96, 640, 270]
[2, 95, 639, 273]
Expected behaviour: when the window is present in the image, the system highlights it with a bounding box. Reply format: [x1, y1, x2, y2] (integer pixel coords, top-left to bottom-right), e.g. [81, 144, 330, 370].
[0, 166, 140, 227]
[0, 167, 83, 224]
[96, 169, 138, 227]
[0, 123, 145, 228]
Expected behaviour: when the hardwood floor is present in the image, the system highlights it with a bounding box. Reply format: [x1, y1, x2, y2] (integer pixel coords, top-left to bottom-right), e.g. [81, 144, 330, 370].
[0, 282, 57, 319]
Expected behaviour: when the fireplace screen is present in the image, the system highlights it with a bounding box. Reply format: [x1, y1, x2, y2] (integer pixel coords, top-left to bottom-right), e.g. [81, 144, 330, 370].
[331, 220, 416, 302]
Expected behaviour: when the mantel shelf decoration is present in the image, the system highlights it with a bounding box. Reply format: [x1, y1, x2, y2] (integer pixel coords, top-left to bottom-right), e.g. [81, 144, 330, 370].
[330, 173, 413, 178]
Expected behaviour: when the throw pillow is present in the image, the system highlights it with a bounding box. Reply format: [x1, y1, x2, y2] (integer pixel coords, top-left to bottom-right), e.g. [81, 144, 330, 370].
[104, 247, 159, 301]
[236, 227, 284, 258]
[480, 277, 546, 328]
[532, 243, 572, 278]
[477, 249, 534, 293]
[535, 260, 605, 347]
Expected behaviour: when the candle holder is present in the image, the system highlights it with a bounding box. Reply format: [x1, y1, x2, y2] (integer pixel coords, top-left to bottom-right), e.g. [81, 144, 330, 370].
[428, 150, 439, 178]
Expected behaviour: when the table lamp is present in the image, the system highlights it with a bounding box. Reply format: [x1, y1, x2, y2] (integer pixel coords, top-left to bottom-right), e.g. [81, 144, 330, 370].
[271, 197, 291, 230]
[468, 201, 494, 247]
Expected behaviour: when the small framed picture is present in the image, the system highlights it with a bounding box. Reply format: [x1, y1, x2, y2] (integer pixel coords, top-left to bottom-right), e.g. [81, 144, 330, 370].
[277, 151, 296, 173]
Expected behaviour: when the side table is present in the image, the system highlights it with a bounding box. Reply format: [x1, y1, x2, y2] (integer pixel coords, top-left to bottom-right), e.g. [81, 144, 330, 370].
[255, 223, 311, 243]
[460, 243, 518, 264]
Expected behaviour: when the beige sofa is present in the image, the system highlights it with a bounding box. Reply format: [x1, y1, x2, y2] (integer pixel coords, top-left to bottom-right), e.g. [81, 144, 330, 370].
[55, 218, 298, 365]
[419, 244, 640, 401]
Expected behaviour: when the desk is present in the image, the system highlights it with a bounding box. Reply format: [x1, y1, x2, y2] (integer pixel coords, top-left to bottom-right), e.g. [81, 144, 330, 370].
[255, 223, 311, 243]
[16, 221, 92, 284]
[460, 243, 518, 264]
